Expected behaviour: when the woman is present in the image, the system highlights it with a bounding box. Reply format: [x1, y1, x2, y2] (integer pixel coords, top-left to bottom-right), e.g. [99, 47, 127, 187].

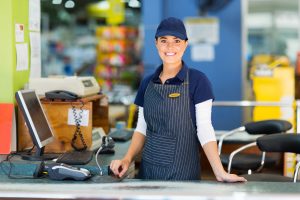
[110, 17, 246, 182]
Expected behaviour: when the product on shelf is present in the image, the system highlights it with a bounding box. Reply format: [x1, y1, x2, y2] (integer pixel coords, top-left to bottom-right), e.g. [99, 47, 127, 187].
[94, 26, 140, 92]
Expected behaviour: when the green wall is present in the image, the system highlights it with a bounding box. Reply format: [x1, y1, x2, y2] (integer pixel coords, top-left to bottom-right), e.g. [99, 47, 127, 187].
[0, 0, 30, 103]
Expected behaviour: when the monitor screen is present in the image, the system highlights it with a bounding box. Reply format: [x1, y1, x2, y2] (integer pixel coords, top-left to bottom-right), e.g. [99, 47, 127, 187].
[16, 90, 54, 149]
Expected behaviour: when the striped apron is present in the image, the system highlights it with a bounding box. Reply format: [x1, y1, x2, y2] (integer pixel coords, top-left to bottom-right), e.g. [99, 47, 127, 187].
[139, 71, 201, 180]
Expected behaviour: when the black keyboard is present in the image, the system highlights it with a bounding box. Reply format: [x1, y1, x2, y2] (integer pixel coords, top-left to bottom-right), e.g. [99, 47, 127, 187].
[56, 150, 93, 165]
[109, 129, 133, 141]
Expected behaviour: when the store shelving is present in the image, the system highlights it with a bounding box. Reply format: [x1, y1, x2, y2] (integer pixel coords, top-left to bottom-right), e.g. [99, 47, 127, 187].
[94, 26, 139, 92]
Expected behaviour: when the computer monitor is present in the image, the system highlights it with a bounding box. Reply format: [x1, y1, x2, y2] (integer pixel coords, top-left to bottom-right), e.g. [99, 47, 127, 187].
[15, 89, 56, 161]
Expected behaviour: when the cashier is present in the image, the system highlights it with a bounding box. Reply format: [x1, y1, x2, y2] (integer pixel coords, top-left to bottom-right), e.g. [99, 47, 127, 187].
[110, 17, 246, 182]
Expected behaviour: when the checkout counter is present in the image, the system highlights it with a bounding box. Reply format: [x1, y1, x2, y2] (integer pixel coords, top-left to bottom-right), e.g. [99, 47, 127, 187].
[1, 91, 300, 199]
[0, 128, 300, 200]
[1, 134, 300, 199]
[6, 134, 298, 198]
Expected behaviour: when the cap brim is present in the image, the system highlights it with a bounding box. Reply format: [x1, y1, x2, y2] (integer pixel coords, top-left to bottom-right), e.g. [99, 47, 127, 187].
[155, 31, 187, 40]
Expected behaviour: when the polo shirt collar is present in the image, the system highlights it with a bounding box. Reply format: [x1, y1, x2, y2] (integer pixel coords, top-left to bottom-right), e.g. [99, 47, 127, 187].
[152, 61, 188, 83]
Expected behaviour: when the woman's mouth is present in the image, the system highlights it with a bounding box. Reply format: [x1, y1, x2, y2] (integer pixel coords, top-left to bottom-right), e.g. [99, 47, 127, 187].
[165, 52, 176, 56]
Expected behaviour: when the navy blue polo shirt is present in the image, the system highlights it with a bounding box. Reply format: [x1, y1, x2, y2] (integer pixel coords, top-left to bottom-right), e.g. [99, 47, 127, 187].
[134, 62, 214, 127]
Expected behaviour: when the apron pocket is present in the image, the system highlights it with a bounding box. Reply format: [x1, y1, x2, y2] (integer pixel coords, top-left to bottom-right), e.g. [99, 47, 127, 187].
[143, 130, 176, 166]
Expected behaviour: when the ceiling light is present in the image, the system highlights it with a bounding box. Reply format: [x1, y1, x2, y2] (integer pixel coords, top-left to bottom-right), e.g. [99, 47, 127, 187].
[52, 0, 62, 4]
[97, 1, 110, 10]
[128, 0, 140, 8]
[65, 0, 75, 8]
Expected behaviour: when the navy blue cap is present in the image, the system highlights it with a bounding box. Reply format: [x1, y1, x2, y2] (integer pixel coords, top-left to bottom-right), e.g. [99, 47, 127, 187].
[155, 17, 188, 40]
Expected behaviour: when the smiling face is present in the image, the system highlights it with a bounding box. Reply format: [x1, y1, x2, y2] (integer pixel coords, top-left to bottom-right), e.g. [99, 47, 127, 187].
[155, 35, 188, 66]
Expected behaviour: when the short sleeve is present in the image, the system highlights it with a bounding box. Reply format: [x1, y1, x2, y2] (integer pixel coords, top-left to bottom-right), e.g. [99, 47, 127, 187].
[190, 69, 215, 104]
[134, 75, 153, 107]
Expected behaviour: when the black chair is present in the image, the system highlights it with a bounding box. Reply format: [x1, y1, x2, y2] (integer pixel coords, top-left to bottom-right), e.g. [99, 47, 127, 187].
[231, 133, 300, 182]
[218, 119, 292, 173]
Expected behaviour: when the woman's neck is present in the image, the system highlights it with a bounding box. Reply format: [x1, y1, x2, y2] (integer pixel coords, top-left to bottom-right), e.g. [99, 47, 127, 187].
[160, 62, 182, 84]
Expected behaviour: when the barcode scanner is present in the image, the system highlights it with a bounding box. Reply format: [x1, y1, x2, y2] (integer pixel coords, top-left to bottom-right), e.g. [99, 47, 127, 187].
[99, 136, 115, 154]
[90, 136, 123, 183]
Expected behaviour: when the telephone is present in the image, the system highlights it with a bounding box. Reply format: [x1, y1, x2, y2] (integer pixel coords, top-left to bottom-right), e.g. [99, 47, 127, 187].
[45, 90, 79, 101]
[45, 90, 86, 151]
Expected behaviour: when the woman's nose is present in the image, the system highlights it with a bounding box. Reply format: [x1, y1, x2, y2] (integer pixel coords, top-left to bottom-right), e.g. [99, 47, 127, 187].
[166, 42, 175, 48]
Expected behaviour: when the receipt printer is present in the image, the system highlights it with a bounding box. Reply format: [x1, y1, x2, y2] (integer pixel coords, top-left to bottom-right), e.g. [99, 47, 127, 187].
[29, 76, 100, 97]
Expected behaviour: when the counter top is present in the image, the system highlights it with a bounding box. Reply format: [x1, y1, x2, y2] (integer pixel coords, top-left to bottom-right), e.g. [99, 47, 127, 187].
[0, 140, 132, 177]
[0, 177, 299, 199]
[1, 139, 300, 199]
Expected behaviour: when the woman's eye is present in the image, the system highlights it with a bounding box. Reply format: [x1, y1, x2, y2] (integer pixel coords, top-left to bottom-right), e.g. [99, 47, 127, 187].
[175, 40, 181, 43]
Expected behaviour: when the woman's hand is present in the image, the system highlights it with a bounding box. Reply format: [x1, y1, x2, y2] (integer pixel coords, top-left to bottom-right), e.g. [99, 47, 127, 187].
[201, 141, 247, 183]
[110, 159, 131, 178]
[216, 171, 247, 183]
[109, 131, 145, 178]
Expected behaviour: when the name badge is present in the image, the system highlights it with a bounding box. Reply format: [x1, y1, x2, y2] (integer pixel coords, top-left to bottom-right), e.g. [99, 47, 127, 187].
[168, 93, 180, 98]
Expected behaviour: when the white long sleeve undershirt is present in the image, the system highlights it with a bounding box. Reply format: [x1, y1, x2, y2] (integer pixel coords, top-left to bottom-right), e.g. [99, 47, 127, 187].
[134, 99, 216, 146]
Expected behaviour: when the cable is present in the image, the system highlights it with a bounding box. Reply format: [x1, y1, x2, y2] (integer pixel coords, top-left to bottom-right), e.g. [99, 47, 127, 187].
[0, 153, 47, 179]
[71, 100, 87, 151]
[21, 145, 35, 154]
[94, 136, 111, 176]
[95, 136, 116, 176]
[95, 145, 104, 176]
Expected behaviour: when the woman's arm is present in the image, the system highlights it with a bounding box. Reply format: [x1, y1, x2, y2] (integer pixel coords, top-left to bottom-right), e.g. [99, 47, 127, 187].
[123, 131, 146, 164]
[196, 100, 246, 182]
[110, 107, 146, 177]
[110, 131, 145, 177]
[202, 141, 246, 182]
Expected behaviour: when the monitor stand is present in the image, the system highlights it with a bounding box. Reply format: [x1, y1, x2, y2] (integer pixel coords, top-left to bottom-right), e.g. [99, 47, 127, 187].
[20, 147, 57, 161]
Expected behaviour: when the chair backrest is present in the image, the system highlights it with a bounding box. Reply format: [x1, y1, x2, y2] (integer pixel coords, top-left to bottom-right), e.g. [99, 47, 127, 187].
[257, 133, 300, 154]
[244, 119, 292, 135]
